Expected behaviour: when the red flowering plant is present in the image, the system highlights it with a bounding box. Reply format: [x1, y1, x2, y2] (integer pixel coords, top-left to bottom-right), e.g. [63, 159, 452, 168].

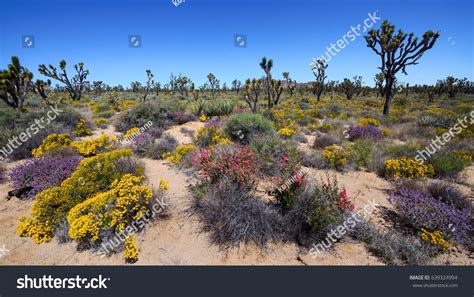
[191, 145, 259, 187]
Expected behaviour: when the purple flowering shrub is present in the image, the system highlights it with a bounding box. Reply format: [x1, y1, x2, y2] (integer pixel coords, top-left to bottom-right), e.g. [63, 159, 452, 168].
[388, 188, 472, 246]
[348, 125, 382, 141]
[9, 155, 82, 199]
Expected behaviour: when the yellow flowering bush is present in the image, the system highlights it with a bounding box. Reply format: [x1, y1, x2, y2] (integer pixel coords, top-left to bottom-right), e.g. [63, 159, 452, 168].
[159, 178, 170, 191]
[17, 149, 134, 244]
[32, 134, 73, 158]
[278, 127, 296, 137]
[195, 126, 232, 147]
[321, 145, 347, 169]
[67, 174, 153, 240]
[119, 100, 137, 111]
[73, 119, 92, 136]
[124, 235, 139, 263]
[124, 127, 140, 139]
[271, 108, 285, 120]
[380, 128, 390, 136]
[162, 144, 197, 164]
[453, 150, 472, 162]
[359, 117, 381, 127]
[420, 228, 450, 252]
[384, 157, 434, 178]
[71, 135, 116, 157]
[199, 114, 207, 122]
[93, 118, 108, 126]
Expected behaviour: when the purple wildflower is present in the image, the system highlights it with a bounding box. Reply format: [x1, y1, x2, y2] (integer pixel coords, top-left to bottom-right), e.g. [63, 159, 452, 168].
[348, 125, 382, 140]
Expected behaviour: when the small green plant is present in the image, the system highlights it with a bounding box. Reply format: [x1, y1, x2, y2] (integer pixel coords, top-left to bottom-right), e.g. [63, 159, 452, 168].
[224, 113, 275, 144]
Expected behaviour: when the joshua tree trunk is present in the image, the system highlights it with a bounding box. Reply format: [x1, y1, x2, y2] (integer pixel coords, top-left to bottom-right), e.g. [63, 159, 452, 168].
[382, 76, 394, 116]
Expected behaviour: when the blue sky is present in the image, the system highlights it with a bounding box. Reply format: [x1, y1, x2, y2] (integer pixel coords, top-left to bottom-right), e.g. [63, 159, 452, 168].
[1, 0, 472, 87]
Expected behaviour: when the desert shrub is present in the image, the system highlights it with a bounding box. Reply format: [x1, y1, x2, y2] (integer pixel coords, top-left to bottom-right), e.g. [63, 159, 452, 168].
[284, 177, 354, 243]
[17, 149, 140, 244]
[420, 228, 450, 252]
[312, 133, 339, 149]
[350, 220, 436, 265]
[93, 118, 108, 127]
[224, 113, 276, 144]
[115, 102, 176, 132]
[388, 188, 472, 246]
[384, 157, 434, 178]
[124, 235, 139, 263]
[277, 127, 297, 137]
[32, 134, 72, 158]
[347, 125, 383, 141]
[321, 145, 347, 170]
[301, 150, 327, 169]
[195, 124, 232, 147]
[94, 110, 115, 118]
[189, 177, 287, 250]
[70, 134, 116, 157]
[384, 143, 420, 158]
[249, 135, 300, 177]
[202, 98, 236, 116]
[427, 180, 472, 210]
[359, 117, 381, 127]
[163, 144, 197, 164]
[72, 119, 92, 136]
[9, 155, 82, 199]
[291, 133, 308, 143]
[130, 132, 177, 159]
[343, 139, 373, 169]
[172, 111, 197, 125]
[191, 145, 258, 187]
[67, 174, 153, 241]
[428, 152, 470, 178]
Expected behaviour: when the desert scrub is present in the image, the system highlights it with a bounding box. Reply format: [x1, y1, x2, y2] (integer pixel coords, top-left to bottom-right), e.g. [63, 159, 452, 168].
[93, 118, 108, 128]
[9, 155, 82, 199]
[199, 114, 207, 122]
[162, 144, 197, 164]
[32, 134, 72, 158]
[277, 127, 297, 137]
[347, 125, 383, 141]
[195, 125, 232, 147]
[17, 149, 139, 244]
[67, 174, 153, 241]
[192, 145, 258, 187]
[124, 236, 139, 263]
[224, 113, 276, 144]
[420, 229, 450, 252]
[359, 117, 381, 127]
[71, 134, 116, 157]
[72, 119, 92, 136]
[342, 139, 373, 169]
[123, 127, 140, 139]
[350, 220, 436, 265]
[428, 152, 471, 178]
[388, 188, 472, 247]
[321, 145, 347, 170]
[384, 157, 434, 178]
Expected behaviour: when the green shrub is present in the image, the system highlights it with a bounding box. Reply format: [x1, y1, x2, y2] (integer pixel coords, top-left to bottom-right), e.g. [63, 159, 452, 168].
[115, 102, 174, 132]
[203, 98, 236, 116]
[224, 113, 275, 144]
[429, 152, 470, 177]
[343, 140, 373, 169]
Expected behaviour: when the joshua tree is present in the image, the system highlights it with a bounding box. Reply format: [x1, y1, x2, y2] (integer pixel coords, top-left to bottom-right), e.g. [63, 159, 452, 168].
[282, 72, 297, 97]
[426, 85, 435, 103]
[92, 80, 105, 95]
[154, 82, 161, 95]
[244, 79, 261, 112]
[340, 76, 362, 100]
[222, 82, 228, 93]
[191, 83, 200, 100]
[206, 73, 220, 98]
[176, 74, 191, 96]
[34, 79, 52, 104]
[143, 70, 154, 101]
[311, 59, 328, 102]
[445, 76, 460, 98]
[130, 81, 141, 93]
[374, 72, 384, 97]
[38, 60, 89, 101]
[365, 20, 439, 115]
[0, 56, 33, 110]
[231, 79, 242, 94]
[259, 57, 274, 108]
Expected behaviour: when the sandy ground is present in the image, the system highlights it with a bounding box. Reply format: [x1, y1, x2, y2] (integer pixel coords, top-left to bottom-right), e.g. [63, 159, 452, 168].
[0, 121, 472, 266]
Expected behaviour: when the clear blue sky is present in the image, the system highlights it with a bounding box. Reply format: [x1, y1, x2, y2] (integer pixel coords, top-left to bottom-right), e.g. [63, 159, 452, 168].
[1, 0, 472, 87]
